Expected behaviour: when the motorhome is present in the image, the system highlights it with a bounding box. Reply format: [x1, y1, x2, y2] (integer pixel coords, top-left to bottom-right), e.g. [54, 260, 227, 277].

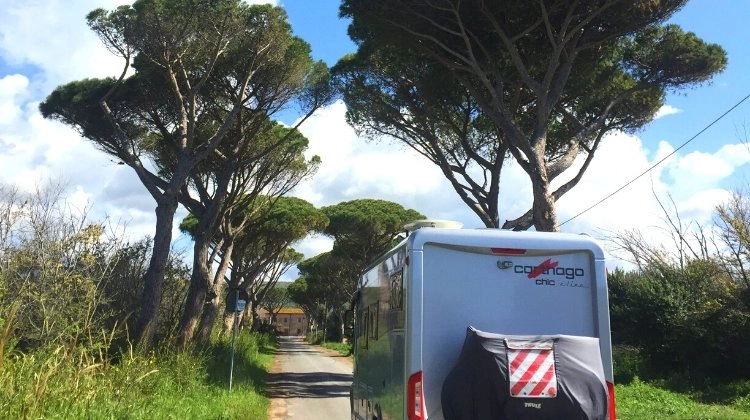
[350, 221, 615, 420]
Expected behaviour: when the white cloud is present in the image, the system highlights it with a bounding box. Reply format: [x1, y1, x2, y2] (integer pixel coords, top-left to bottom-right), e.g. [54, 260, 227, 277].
[292, 101, 464, 222]
[0, 107, 159, 241]
[295, 233, 333, 259]
[667, 150, 734, 188]
[294, 104, 750, 242]
[0, 1, 125, 92]
[550, 131, 750, 267]
[555, 132, 664, 233]
[654, 104, 682, 119]
[676, 189, 731, 224]
[0, 74, 30, 125]
[715, 143, 750, 167]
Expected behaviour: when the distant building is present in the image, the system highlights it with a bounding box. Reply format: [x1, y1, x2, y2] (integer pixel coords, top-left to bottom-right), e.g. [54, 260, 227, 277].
[258, 307, 308, 336]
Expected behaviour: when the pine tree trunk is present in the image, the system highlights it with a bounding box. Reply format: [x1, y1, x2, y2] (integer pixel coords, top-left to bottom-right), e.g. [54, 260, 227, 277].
[339, 311, 345, 343]
[175, 234, 212, 347]
[532, 185, 559, 232]
[221, 311, 234, 337]
[249, 301, 261, 332]
[134, 197, 179, 349]
[195, 286, 222, 345]
[177, 167, 231, 346]
[530, 162, 559, 232]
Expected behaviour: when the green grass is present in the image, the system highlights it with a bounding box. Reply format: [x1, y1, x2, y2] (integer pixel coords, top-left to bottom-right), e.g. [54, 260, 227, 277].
[320, 341, 352, 356]
[616, 377, 750, 419]
[0, 332, 276, 419]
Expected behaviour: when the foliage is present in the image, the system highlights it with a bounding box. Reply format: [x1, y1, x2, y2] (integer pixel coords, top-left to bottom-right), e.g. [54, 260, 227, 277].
[609, 259, 750, 381]
[0, 180, 272, 417]
[338, 0, 726, 230]
[320, 341, 353, 357]
[602, 186, 750, 418]
[0, 331, 275, 419]
[305, 330, 324, 345]
[288, 276, 326, 337]
[259, 286, 290, 317]
[0, 181, 191, 353]
[225, 196, 327, 328]
[606, 189, 750, 388]
[180, 195, 327, 339]
[715, 189, 750, 292]
[100, 238, 191, 346]
[1, 183, 115, 350]
[293, 199, 424, 342]
[322, 199, 424, 260]
[612, 345, 650, 384]
[181, 195, 328, 248]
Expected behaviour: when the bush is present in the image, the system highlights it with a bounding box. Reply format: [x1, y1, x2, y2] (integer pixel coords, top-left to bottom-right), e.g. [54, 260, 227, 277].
[306, 330, 324, 345]
[609, 261, 750, 382]
[613, 345, 650, 384]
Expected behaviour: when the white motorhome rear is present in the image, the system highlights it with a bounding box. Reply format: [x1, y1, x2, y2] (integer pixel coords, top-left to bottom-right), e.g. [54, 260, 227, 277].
[351, 225, 615, 420]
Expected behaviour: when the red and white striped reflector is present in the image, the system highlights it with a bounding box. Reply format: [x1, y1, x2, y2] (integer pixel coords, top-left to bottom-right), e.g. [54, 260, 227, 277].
[507, 339, 558, 398]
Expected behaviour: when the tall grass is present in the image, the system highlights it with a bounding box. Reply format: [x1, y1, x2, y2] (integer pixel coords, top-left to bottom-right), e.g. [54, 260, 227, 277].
[0, 332, 276, 419]
[0, 299, 20, 374]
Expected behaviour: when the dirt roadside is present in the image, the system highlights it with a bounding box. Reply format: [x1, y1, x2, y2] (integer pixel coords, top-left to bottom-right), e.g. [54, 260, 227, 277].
[267, 354, 287, 420]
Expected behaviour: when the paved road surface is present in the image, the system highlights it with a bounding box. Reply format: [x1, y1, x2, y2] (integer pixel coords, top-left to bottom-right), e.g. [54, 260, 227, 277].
[268, 336, 353, 420]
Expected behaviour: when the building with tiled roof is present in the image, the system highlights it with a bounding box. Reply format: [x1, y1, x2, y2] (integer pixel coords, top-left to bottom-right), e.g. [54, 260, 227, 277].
[258, 307, 308, 336]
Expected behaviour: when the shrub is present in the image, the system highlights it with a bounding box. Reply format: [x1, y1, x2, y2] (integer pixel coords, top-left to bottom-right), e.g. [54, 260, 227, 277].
[306, 330, 324, 345]
[613, 345, 650, 384]
[609, 260, 750, 381]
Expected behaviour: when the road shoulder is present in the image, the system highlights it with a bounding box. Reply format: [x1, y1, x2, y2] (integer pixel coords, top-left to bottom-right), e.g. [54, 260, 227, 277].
[267, 340, 353, 420]
[267, 352, 287, 420]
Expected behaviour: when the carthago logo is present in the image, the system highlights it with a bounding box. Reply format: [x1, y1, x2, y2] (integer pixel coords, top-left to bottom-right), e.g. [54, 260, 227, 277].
[514, 258, 586, 286]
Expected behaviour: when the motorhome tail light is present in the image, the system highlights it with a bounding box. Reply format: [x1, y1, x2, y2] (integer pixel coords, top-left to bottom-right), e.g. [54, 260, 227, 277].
[607, 381, 617, 419]
[491, 247, 527, 255]
[407, 371, 424, 420]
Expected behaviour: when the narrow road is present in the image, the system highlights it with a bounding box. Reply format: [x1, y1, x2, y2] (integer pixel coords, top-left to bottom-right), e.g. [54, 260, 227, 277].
[267, 336, 353, 420]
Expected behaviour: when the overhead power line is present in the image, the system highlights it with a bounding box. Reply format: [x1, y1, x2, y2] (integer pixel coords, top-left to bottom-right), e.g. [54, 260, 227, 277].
[557, 92, 750, 229]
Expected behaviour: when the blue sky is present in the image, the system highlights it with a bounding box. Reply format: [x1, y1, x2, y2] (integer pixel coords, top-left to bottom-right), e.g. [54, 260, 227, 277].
[1, 0, 749, 269]
[283, 0, 356, 66]
[647, 2, 750, 152]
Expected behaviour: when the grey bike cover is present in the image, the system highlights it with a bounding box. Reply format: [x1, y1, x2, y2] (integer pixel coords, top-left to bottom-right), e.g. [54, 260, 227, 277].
[441, 327, 609, 420]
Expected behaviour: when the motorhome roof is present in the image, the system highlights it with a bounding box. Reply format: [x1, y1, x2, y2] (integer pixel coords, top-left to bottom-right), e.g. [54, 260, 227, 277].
[404, 219, 463, 231]
[407, 228, 606, 259]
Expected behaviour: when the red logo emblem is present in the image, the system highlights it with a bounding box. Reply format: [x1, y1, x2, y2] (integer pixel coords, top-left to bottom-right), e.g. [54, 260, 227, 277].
[527, 259, 558, 279]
